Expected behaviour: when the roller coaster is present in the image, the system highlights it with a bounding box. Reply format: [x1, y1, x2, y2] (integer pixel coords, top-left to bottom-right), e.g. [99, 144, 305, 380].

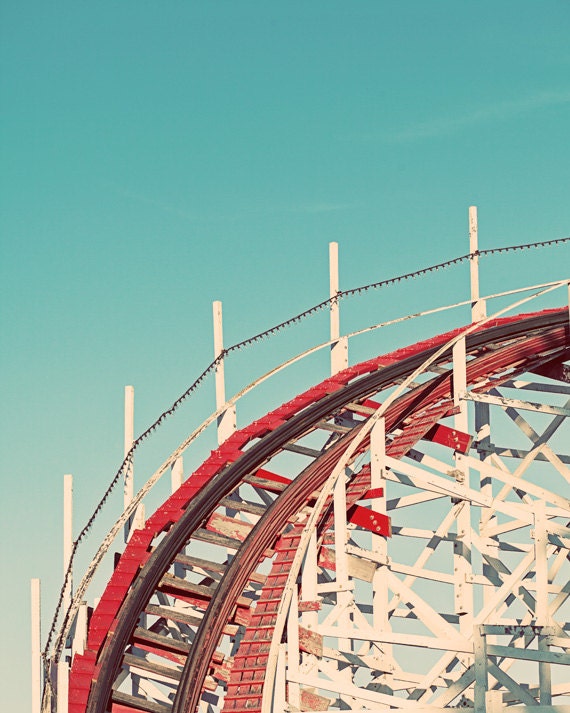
[35, 210, 570, 712]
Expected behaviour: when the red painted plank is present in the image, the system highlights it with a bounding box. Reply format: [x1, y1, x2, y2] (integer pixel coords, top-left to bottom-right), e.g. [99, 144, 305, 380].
[424, 422, 473, 454]
[359, 487, 384, 500]
[347, 503, 391, 537]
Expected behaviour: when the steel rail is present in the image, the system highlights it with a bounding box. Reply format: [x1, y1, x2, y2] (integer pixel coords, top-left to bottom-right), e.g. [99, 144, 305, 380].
[82, 309, 568, 713]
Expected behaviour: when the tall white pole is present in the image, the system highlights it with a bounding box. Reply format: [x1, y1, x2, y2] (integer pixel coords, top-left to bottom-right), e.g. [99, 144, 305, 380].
[172, 456, 185, 579]
[60, 475, 73, 710]
[371, 417, 393, 691]
[171, 456, 183, 494]
[452, 338, 473, 654]
[469, 206, 486, 322]
[124, 385, 134, 541]
[329, 242, 340, 343]
[72, 602, 88, 658]
[56, 660, 69, 713]
[329, 242, 348, 374]
[63, 474, 73, 615]
[213, 300, 225, 412]
[31, 578, 41, 713]
[213, 301, 236, 444]
[567, 281, 570, 331]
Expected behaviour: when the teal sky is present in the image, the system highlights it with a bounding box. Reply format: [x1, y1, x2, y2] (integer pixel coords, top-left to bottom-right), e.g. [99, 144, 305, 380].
[1, 3, 569, 710]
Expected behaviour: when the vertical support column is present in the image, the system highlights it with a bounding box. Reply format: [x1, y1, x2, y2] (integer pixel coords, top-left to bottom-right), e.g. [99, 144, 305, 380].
[286, 588, 300, 710]
[473, 625, 488, 713]
[370, 417, 393, 691]
[452, 338, 473, 636]
[63, 474, 73, 616]
[538, 632, 552, 705]
[333, 468, 351, 652]
[299, 530, 319, 682]
[31, 578, 41, 713]
[72, 602, 88, 658]
[274, 644, 287, 712]
[124, 385, 135, 542]
[171, 456, 183, 494]
[301, 530, 318, 627]
[172, 456, 185, 579]
[333, 471, 349, 592]
[469, 206, 486, 322]
[474, 402, 491, 479]
[534, 500, 549, 625]
[213, 301, 236, 445]
[567, 281, 570, 331]
[56, 661, 68, 713]
[476, 402, 498, 615]
[329, 242, 348, 375]
[371, 418, 388, 627]
[132, 502, 145, 531]
[123, 388, 142, 697]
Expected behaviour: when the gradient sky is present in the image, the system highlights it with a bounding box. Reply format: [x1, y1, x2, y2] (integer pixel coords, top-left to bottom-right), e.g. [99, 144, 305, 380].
[1, 3, 570, 710]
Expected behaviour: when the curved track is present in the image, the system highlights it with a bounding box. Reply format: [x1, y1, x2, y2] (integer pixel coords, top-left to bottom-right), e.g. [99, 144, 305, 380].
[68, 308, 569, 713]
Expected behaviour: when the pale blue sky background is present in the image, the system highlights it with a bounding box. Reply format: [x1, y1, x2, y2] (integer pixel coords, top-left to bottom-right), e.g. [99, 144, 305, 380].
[1, 2, 570, 710]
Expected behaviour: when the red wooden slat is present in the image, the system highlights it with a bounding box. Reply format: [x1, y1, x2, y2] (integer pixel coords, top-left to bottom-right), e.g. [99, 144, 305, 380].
[347, 503, 391, 537]
[424, 422, 473, 454]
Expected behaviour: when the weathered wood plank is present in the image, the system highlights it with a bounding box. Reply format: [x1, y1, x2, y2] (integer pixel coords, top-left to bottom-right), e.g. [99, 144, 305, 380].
[207, 512, 253, 542]
[298, 626, 323, 657]
[112, 690, 172, 713]
[123, 653, 182, 681]
[219, 495, 266, 516]
[158, 572, 216, 600]
[192, 528, 242, 550]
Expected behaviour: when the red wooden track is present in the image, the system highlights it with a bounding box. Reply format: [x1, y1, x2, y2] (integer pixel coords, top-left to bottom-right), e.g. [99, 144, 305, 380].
[66, 308, 569, 713]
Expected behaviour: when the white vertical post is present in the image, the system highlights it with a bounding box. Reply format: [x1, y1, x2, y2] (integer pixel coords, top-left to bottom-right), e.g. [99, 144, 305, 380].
[333, 469, 351, 653]
[213, 301, 236, 445]
[63, 474, 73, 615]
[126, 390, 142, 708]
[171, 456, 183, 494]
[300, 530, 318, 627]
[56, 661, 68, 713]
[452, 339, 473, 636]
[475, 401, 498, 630]
[329, 242, 348, 375]
[534, 500, 549, 625]
[370, 417, 393, 691]
[61, 477, 74, 713]
[473, 626, 487, 713]
[299, 526, 318, 690]
[72, 602, 88, 658]
[31, 578, 41, 713]
[133, 503, 145, 531]
[370, 418, 388, 629]
[172, 457, 186, 579]
[469, 206, 486, 322]
[286, 588, 300, 709]
[538, 632, 552, 705]
[333, 472, 349, 592]
[274, 644, 287, 712]
[124, 385, 135, 542]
